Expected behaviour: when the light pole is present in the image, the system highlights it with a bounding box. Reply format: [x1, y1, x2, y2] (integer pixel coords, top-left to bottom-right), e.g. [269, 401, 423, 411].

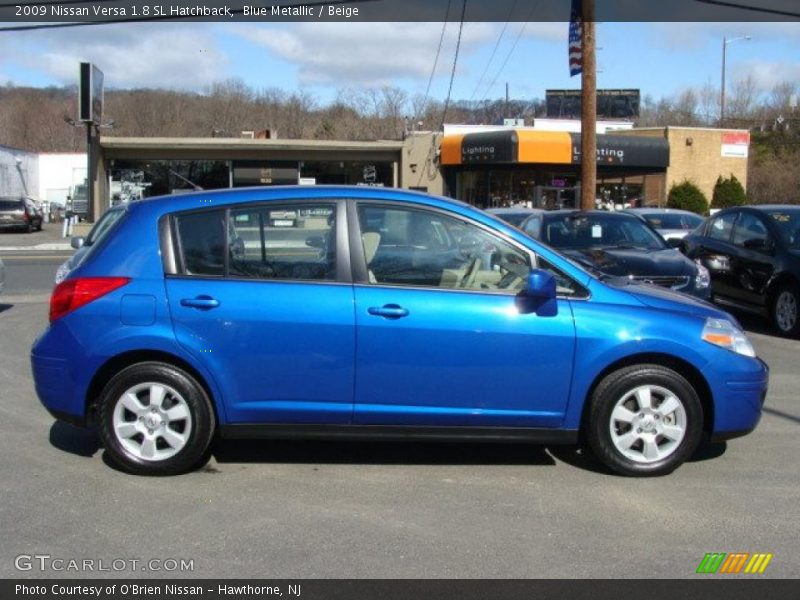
[720, 35, 751, 127]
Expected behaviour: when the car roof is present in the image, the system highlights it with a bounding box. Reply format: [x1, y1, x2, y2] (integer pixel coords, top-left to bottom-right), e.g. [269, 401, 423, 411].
[748, 204, 800, 211]
[129, 185, 472, 215]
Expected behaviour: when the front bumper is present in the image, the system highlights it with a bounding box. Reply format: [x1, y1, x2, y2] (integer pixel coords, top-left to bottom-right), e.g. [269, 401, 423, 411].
[704, 356, 768, 439]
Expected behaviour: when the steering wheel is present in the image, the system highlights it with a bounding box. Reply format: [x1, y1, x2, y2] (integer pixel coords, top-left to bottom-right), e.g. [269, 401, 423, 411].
[460, 257, 482, 289]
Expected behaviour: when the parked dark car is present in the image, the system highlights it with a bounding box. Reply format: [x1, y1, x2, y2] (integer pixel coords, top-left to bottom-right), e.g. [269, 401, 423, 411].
[681, 205, 800, 337]
[486, 207, 537, 227]
[0, 196, 43, 232]
[518, 210, 711, 299]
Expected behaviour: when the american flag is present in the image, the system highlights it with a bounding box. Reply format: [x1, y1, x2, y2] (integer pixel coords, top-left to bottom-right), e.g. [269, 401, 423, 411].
[569, 0, 583, 77]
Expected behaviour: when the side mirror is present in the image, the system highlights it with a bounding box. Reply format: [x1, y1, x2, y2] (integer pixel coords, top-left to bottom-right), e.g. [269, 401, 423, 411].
[70, 236, 85, 249]
[516, 268, 558, 316]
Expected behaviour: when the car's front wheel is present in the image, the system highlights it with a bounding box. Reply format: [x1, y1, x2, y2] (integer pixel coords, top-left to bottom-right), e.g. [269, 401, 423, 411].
[587, 364, 703, 477]
[97, 362, 215, 475]
[772, 283, 799, 338]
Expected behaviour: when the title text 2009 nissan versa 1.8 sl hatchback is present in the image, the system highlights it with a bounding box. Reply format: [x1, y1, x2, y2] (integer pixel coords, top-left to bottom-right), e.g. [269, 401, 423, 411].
[31, 187, 768, 476]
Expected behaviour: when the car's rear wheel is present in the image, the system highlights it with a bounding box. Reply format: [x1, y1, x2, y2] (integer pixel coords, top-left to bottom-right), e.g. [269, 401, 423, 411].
[772, 283, 799, 337]
[587, 364, 703, 477]
[97, 362, 215, 475]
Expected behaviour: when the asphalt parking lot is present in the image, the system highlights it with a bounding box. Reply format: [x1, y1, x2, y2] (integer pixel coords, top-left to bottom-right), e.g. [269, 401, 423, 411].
[0, 241, 798, 579]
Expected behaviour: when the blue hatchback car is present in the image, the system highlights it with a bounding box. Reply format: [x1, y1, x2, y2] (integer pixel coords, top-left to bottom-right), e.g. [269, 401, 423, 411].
[31, 187, 768, 476]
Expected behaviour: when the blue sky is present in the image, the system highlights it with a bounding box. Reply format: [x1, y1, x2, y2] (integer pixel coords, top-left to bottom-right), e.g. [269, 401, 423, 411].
[0, 21, 797, 108]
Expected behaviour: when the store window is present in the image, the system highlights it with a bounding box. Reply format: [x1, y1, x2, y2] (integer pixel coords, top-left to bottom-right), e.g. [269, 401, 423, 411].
[109, 160, 229, 204]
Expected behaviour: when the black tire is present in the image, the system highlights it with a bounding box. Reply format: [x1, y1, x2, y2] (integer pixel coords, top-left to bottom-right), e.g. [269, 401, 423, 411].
[36, 220, 43, 231]
[587, 364, 703, 477]
[25, 221, 33, 233]
[97, 362, 216, 475]
[771, 283, 800, 338]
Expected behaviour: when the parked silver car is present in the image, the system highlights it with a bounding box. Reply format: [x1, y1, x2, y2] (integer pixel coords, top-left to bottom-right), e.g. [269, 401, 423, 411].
[623, 208, 704, 241]
[0, 197, 44, 233]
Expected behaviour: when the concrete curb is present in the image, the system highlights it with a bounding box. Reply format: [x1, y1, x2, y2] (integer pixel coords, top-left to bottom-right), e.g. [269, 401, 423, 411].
[0, 243, 72, 251]
[0, 293, 50, 304]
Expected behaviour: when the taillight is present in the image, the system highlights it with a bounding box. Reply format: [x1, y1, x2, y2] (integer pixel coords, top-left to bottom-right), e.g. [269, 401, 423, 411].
[49, 277, 130, 322]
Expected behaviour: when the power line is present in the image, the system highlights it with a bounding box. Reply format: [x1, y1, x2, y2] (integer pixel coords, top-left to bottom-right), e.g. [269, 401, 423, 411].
[467, 0, 517, 103]
[477, 0, 541, 105]
[695, 0, 800, 18]
[438, 0, 468, 131]
[416, 0, 452, 121]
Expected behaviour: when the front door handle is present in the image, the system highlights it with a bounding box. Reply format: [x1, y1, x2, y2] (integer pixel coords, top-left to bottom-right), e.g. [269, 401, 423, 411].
[180, 295, 220, 310]
[367, 304, 409, 319]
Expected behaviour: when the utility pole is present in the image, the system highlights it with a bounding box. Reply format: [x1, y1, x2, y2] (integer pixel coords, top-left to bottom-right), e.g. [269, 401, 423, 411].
[86, 122, 96, 223]
[580, 0, 597, 211]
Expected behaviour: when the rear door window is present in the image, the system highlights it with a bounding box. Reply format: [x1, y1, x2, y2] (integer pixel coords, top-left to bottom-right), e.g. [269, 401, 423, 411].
[733, 213, 769, 248]
[229, 204, 337, 281]
[707, 212, 737, 243]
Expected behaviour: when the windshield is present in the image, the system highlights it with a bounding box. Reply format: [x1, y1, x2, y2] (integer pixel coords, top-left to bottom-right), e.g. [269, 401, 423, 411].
[543, 213, 667, 251]
[765, 209, 800, 249]
[642, 212, 703, 231]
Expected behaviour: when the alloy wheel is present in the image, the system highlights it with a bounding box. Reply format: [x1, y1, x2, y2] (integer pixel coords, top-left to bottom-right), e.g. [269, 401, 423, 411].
[112, 382, 192, 462]
[608, 384, 687, 464]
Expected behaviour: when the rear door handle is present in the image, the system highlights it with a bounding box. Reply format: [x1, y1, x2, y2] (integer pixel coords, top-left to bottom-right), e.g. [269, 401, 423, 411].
[180, 296, 220, 310]
[368, 304, 409, 319]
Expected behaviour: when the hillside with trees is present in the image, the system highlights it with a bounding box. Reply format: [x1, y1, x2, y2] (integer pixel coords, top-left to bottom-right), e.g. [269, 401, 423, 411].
[1, 78, 797, 203]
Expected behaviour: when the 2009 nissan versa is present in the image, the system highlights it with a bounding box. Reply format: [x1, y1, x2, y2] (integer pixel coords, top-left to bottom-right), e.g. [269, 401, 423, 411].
[31, 187, 768, 476]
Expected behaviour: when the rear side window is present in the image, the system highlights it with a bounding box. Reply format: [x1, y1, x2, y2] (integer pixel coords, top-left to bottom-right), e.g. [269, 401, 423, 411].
[229, 204, 336, 281]
[707, 212, 737, 242]
[175, 210, 225, 276]
[172, 204, 337, 281]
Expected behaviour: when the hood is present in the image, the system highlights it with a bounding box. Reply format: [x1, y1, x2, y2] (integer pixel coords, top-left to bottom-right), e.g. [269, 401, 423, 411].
[616, 280, 729, 320]
[561, 247, 695, 278]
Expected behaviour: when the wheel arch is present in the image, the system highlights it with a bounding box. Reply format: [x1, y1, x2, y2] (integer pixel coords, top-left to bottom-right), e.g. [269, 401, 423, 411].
[579, 352, 714, 440]
[85, 350, 222, 426]
[766, 272, 799, 305]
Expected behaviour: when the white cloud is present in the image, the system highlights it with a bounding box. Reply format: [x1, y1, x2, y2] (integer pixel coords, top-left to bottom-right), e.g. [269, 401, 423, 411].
[11, 24, 227, 90]
[235, 22, 497, 87]
[650, 21, 800, 51]
[736, 59, 800, 90]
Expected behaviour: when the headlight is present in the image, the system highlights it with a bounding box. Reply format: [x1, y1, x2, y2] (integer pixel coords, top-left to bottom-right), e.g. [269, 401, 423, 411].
[694, 260, 710, 289]
[701, 318, 756, 357]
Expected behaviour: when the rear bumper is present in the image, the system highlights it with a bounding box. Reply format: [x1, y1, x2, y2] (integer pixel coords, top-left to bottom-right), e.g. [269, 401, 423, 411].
[31, 351, 89, 426]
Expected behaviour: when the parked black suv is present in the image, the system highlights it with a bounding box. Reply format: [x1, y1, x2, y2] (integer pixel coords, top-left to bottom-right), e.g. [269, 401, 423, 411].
[0, 196, 43, 233]
[682, 205, 800, 337]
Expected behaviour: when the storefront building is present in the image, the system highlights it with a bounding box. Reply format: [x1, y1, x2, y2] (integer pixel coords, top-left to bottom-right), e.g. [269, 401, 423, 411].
[439, 129, 670, 209]
[88, 126, 749, 219]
